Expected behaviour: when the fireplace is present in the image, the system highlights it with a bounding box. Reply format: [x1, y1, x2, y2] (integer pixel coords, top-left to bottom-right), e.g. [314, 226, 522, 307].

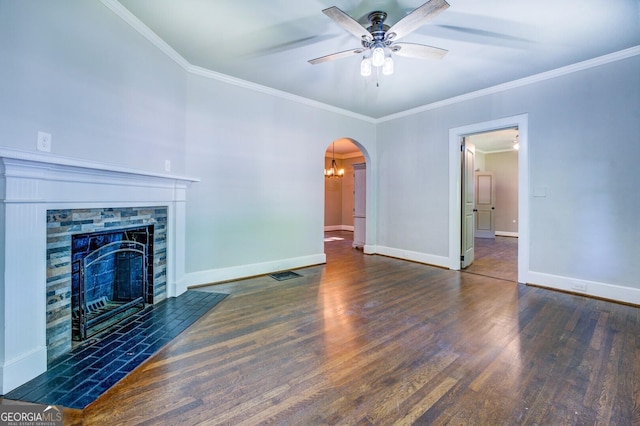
[71, 225, 153, 340]
[0, 148, 198, 394]
[46, 207, 168, 363]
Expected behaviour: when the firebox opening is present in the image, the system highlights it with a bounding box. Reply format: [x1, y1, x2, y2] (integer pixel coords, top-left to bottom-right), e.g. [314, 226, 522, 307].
[71, 225, 154, 341]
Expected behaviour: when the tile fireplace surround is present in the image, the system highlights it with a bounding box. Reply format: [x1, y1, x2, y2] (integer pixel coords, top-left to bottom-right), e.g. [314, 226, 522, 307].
[0, 148, 198, 394]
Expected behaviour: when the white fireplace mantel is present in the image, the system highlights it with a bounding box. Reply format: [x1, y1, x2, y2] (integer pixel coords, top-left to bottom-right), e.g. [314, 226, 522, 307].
[0, 148, 199, 394]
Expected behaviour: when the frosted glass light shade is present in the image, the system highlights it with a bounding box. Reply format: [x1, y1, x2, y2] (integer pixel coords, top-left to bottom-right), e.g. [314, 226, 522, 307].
[360, 58, 372, 76]
[372, 46, 385, 67]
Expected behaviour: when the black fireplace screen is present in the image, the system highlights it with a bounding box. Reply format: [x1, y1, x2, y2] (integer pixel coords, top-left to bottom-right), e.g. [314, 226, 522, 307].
[71, 226, 152, 340]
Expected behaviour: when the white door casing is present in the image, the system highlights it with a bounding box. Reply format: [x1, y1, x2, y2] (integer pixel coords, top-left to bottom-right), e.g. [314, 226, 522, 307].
[448, 113, 529, 285]
[461, 138, 475, 268]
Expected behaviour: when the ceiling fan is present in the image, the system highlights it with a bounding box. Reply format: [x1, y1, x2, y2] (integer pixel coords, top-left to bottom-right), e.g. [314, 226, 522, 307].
[309, 0, 450, 76]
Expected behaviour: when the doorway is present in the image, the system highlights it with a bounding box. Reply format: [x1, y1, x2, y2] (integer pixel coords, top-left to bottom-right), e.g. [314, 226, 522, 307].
[448, 114, 529, 284]
[463, 128, 519, 281]
[323, 138, 366, 252]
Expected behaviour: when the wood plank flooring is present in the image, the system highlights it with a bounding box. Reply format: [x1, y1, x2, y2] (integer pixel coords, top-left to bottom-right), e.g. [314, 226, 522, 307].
[64, 231, 640, 424]
[463, 236, 518, 282]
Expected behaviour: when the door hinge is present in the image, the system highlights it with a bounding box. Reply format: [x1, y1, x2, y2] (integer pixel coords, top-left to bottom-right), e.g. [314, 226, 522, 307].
[460, 255, 465, 261]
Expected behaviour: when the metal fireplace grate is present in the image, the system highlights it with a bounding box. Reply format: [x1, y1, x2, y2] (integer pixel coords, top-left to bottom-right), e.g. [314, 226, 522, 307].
[72, 226, 152, 341]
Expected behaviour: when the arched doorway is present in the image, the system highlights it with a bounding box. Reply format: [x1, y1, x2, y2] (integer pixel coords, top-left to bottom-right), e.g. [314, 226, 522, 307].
[323, 138, 367, 254]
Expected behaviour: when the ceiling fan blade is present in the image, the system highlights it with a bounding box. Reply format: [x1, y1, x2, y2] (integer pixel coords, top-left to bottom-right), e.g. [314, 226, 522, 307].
[387, 0, 450, 41]
[322, 6, 371, 42]
[308, 48, 365, 65]
[391, 42, 447, 60]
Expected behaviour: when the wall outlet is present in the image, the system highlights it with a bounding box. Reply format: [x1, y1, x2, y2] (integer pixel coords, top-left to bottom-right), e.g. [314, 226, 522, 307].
[164, 160, 171, 172]
[37, 131, 52, 152]
[571, 281, 587, 293]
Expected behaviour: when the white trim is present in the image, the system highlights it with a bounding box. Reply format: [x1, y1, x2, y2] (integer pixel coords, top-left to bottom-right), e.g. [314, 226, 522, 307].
[189, 66, 376, 123]
[100, 1, 639, 124]
[448, 114, 529, 285]
[0, 151, 196, 393]
[99, 0, 375, 123]
[181, 254, 326, 287]
[99, 0, 191, 70]
[0, 347, 47, 396]
[363, 244, 376, 255]
[0, 148, 199, 184]
[496, 231, 519, 238]
[528, 272, 640, 306]
[324, 225, 354, 232]
[376, 246, 450, 269]
[379, 46, 640, 122]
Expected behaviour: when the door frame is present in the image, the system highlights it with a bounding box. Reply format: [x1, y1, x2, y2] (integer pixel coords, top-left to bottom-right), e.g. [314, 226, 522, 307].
[448, 114, 529, 284]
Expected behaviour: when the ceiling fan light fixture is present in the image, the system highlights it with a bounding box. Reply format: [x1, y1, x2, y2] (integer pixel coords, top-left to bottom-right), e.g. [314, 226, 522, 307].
[382, 56, 394, 75]
[371, 45, 385, 67]
[360, 57, 372, 76]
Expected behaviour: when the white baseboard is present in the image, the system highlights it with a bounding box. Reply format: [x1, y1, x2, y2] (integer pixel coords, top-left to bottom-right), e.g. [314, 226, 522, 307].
[375, 246, 450, 269]
[363, 244, 376, 255]
[167, 280, 188, 299]
[528, 271, 640, 305]
[0, 346, 47, 394]
[495, 231, 519, 237]
[181, 253, 327, 287]
[324, 225, 354, 232]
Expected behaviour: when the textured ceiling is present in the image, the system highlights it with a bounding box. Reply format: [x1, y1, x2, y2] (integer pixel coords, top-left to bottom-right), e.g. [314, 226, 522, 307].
[116, 0, 639, 119]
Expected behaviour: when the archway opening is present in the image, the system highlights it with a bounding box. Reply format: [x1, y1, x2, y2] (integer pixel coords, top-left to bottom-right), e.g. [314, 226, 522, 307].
[323, 138, 366, 255]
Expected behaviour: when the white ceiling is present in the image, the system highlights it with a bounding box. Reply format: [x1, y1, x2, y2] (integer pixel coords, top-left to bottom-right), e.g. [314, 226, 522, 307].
[116, 0, 639, 119]
[468, 128, 518, 153]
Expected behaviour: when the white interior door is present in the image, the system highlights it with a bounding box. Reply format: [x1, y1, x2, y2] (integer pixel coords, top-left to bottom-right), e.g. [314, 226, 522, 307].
[461, 138, 475, 268]
[475, 172, 496, 238]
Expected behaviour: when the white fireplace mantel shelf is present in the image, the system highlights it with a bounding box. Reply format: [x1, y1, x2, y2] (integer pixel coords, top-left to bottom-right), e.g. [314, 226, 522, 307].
[0, 148, 200, 189]
[0, 148, 198, 394]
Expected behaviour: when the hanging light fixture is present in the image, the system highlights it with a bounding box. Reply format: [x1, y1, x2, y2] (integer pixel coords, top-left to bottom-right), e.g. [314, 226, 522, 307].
[324, 142, 345, 178]
[512, 133, 520, 150]
[371, 43, 386, 67]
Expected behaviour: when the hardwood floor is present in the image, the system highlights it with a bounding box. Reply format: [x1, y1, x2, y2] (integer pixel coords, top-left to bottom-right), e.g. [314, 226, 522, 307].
[65, 231, 638, 424]
[463, 236, 518, 282]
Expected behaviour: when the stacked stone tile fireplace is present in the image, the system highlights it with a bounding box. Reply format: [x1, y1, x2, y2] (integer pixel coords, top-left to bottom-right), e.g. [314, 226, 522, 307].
[0, 149, 197, 394]
[47, 207, 168, 363]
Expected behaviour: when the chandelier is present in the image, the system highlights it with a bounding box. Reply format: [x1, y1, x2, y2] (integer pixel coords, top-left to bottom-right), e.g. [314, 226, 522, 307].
[324, 142, 344, 178]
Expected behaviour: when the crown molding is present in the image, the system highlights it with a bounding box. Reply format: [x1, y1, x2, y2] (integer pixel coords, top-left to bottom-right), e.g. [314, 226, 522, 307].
[100, 1, 638, 125]
[187, 65, 376, 123]
[99, 0, 376, 124]
[378, 45, 640, 122]
[99, 0, 191, 70]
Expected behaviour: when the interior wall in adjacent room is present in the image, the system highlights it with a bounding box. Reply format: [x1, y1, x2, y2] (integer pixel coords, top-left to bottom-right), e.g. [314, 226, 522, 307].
[485, 151, 518, 234]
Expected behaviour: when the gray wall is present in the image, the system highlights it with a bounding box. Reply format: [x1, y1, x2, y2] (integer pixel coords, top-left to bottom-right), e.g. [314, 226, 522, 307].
[377, 55, 640, 291]
[2, 1, 639, 300]
[0, 0, 187, 173]
[485, 151, 518, 234]
[183, 73, 375, 275]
